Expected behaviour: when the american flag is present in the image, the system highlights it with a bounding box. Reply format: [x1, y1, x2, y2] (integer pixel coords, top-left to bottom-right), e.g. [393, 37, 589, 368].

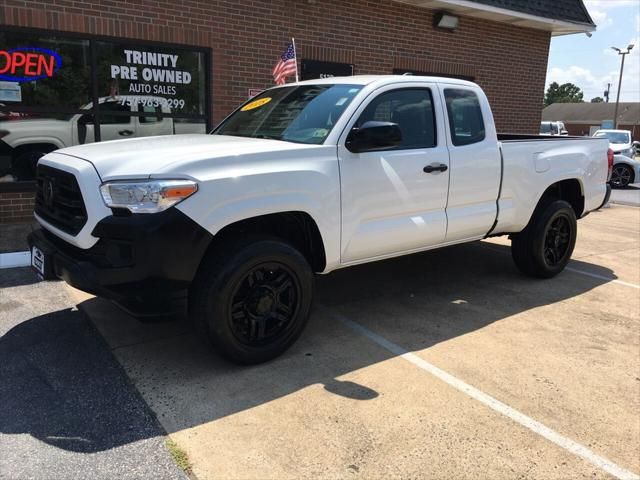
[272, 42, 297, 85]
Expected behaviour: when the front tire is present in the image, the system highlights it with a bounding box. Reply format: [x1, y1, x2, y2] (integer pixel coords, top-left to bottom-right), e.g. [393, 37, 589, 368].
[511, 199, 577, 278]
[610, 164, 633, 188]
[190, 237, 314, 364]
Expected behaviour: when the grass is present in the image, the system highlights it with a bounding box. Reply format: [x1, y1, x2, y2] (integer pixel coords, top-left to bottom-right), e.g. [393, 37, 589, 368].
[166, 438, 192, 473]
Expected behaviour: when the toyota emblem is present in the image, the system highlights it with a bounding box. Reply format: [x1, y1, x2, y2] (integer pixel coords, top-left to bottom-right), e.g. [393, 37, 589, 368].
[44, 179, 55, 207]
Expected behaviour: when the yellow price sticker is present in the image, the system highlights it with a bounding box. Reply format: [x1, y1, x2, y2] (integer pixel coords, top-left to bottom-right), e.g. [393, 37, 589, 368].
[241, 97, 272, 111]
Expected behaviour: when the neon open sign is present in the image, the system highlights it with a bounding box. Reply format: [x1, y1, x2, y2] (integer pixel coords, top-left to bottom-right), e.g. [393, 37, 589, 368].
[0, 47, 62, 82]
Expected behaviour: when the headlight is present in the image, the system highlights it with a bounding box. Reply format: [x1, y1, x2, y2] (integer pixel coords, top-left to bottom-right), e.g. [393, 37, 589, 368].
[100, 179, 198, 213]
[622, 148, 634, 158]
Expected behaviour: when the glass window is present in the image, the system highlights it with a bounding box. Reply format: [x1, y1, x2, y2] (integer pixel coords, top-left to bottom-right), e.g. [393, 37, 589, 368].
[214, 84, 362, 145]
[356, 88, 436, 149]
[593, 131, 631, 144]
[444, 89, 485, 146]
[98, 100, 131, 124]
[94, 41, 207, 116]
[138, 104, 161, 123]
[0, 32, 91, 110]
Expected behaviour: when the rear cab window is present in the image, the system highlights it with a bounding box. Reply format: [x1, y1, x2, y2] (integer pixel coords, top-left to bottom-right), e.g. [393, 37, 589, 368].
[443, 88, 485, 146]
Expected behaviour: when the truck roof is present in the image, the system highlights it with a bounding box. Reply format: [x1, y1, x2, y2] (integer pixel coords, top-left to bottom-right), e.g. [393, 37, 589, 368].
[283, 74, 479, 89]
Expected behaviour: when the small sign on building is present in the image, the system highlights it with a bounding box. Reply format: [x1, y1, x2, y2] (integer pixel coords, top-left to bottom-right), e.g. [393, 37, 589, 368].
[300, 59, 354, 80]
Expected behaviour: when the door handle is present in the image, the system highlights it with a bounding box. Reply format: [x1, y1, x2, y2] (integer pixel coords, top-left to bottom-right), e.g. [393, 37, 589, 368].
[118, 129, 134, 136]
[423, 163, 448, 173]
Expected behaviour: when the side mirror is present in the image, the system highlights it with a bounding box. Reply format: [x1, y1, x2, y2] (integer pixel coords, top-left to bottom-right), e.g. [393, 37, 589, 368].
[346, 121, 402, 153]
[78, 113, 94, 125]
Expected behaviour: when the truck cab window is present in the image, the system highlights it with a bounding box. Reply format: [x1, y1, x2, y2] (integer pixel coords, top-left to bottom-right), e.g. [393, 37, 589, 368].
[444, 89, 485, 146]
[356, 89, 436, 149]
[99, 101, 131, 125]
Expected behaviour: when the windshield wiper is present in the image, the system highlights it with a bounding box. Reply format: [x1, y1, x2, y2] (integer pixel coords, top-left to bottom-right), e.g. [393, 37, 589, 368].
[254, 134, 282, 140]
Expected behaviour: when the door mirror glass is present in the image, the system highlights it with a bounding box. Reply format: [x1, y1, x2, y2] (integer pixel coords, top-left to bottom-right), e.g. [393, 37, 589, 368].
[346, 121, 402, 153]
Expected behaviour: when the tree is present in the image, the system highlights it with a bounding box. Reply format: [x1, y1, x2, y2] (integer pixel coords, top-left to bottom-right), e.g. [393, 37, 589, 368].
[591, 96, 604, 103]
[544, 82, 585, 106]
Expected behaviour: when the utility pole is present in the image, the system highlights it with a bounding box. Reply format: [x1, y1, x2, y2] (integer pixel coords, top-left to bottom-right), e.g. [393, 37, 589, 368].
[604, 83, 611, 103]
[611, 45, 634, 128]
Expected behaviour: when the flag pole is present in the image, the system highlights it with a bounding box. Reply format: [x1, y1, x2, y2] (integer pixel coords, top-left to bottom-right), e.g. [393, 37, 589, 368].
[291, 37, 299, 82]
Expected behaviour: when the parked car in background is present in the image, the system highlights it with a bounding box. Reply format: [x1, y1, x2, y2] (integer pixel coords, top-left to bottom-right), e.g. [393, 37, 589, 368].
[540, 121, 568, 136]
[0, 96, 203, 182]
[593, 129, 635, 158]
[592, 129, 638, 187]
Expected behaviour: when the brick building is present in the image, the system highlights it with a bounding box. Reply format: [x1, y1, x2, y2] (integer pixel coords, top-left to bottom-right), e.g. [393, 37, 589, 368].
[0, 0, 595, 260]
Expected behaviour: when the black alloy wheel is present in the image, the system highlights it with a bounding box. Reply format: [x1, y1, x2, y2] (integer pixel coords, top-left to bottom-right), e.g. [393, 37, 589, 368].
[228, 262, 301, 347]
[542, 215, 572, 268]
[610, 164, 633, 188]
[190, 236, 314, 364]
[511, 199, 577, 278]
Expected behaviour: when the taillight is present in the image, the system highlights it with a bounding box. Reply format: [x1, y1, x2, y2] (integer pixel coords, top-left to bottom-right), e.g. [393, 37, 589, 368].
[607, 148, 614, 180]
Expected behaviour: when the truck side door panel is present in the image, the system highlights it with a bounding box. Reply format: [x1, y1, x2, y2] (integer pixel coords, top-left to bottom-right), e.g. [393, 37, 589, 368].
[440, 86, 501, 241]
[338, 84, 450, 263]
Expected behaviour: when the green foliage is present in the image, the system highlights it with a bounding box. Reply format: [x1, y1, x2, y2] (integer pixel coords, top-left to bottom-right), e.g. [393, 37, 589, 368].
[544, 82, 585, 106]
[590, 96, 605, 103]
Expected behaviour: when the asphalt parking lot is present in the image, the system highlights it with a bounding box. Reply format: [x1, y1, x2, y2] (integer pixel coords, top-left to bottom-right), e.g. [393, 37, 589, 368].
[610, 183, 640, 207]
[2, 203, 639, 479]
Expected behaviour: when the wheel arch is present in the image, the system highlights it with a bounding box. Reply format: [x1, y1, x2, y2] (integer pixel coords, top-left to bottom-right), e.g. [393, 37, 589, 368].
[537, 178, 585, 218]
[206, 211, 327, 273]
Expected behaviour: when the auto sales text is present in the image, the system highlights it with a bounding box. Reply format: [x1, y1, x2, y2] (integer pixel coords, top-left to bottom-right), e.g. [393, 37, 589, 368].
[110, 49, 192, 94]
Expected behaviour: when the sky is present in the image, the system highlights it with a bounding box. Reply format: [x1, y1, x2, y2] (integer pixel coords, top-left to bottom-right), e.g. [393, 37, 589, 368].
[545, 0, 640, 102]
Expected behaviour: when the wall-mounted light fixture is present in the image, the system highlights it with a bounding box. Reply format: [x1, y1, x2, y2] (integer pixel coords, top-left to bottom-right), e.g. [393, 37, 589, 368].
[434, 12, 459, 30]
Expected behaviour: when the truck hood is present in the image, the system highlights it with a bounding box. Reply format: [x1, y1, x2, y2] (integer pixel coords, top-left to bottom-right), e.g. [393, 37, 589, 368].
[55, 134, 321, 180]
[609, 142, 632, 151]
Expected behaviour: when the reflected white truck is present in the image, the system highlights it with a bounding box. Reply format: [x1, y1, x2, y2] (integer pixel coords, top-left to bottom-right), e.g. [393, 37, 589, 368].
[28, 76, 612, 364]
[0, 96, 203, 181]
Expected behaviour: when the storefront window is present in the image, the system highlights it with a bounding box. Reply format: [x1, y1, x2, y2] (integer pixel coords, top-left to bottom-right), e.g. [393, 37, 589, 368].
[0, 29, 210, 254]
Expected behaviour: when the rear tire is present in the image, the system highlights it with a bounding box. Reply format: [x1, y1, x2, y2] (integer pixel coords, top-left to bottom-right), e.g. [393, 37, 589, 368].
[511, 199, 577, 278]
[610, 164, 633, 188]
[190, 236, 314, 364]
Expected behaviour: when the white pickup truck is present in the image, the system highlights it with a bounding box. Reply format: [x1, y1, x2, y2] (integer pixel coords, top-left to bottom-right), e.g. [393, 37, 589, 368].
[28, 76, 611, 364]
[0, 96, 202, 181]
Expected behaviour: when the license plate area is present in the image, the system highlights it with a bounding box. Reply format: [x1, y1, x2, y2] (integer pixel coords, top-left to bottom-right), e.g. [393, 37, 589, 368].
[31, 245, 46, 278]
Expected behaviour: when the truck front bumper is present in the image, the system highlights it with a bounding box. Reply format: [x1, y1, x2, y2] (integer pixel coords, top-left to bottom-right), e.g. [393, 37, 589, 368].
[28, 208, 212, 316]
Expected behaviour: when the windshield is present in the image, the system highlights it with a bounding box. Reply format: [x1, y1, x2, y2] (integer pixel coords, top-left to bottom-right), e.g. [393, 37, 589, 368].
[213, 84, 363, 144]
[594, 131, 631, 144]
[540, 122, 557, 134]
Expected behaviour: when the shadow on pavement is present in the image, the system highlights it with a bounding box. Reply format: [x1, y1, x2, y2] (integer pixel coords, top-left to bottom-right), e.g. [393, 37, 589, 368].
[0, 240, 618, 450]
[0, 308, 167, 453]
[0, 266, 43, 288]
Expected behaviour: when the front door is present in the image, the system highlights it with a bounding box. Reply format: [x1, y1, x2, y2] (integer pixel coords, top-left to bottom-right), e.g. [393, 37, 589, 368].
[338, 85, 450, 264]
[97, 100, 136, 142]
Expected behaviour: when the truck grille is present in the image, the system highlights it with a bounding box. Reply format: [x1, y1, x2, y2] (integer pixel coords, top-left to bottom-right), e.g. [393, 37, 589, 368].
[35, 165, 87, 235]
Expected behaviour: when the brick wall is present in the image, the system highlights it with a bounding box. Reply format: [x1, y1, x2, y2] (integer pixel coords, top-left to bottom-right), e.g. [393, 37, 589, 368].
[0, 191, 36, 224]
[0, 0, 551, 234]
[0, 0, 551, 132]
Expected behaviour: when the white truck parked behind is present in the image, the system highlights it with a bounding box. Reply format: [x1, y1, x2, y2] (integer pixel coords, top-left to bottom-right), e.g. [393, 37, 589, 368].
[29, 76, 612, 364]
[0, 96, 202, 181]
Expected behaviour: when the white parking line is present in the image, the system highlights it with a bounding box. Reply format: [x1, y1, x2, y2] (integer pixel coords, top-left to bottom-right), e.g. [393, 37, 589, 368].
[565, 267, 640, 290]
[329, 311, 640, 480]
[477, 242, 640, 290]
